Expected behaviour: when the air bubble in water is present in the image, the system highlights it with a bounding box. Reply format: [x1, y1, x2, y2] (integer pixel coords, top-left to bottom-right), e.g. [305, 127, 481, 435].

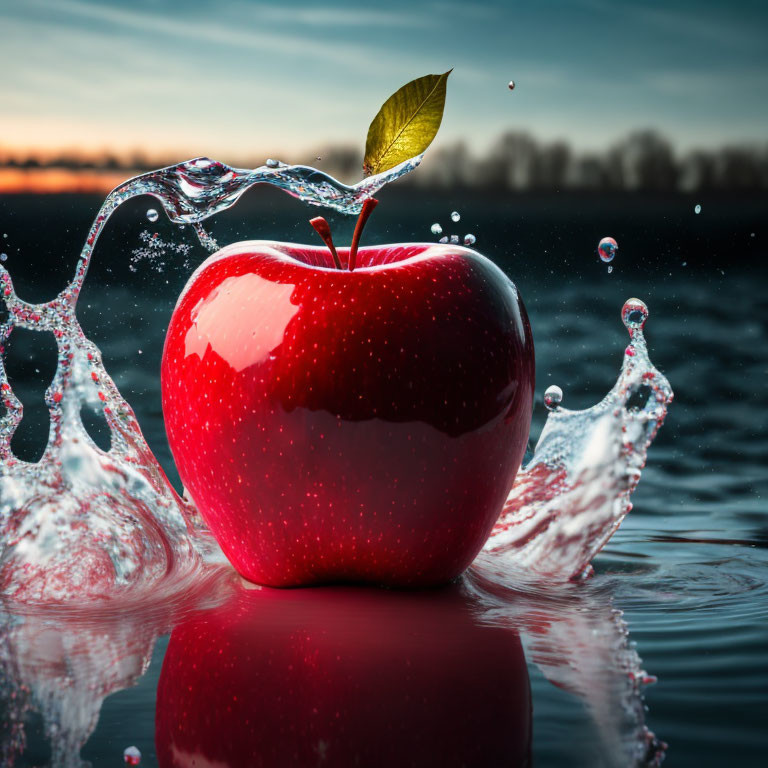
[508, 80, 515, 90]
[0, 253, 7, 262]
[439, 236, 449, 243]
[694, 204, 701, 214]
[450, 211, 460, 223]
[607, 265, 613, 273]
[146, 208, 159, 223]
[266, 158, 279, 168]
[598, 236, 618, 263]
[544, 385, 563, 410]
[123, 745, 141, 765]
[464, 234, 476, 246]
[450, 235, 459, 244]
[431, 223, 442, 235]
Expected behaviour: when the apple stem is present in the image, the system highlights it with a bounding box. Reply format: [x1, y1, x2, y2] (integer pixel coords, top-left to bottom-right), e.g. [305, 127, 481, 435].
[309, 217, 342, 270]
[347, 198, 379, 273]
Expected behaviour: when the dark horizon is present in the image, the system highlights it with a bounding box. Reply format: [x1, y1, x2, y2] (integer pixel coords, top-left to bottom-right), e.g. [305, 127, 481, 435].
[1, 128, 767, 194]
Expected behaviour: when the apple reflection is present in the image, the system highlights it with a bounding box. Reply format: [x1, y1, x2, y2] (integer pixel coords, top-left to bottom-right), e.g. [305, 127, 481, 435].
[155, 582, 532, 768]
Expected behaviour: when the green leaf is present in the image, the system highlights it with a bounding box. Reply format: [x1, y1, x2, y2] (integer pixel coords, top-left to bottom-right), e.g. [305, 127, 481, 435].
[363, 70, 451, 177]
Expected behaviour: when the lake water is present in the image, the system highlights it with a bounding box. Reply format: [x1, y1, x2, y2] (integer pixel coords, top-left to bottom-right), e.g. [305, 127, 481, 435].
[1, 187, 766, 766]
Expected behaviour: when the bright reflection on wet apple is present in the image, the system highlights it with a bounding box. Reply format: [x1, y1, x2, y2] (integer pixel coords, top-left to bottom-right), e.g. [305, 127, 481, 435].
[155, 583, 531, 767]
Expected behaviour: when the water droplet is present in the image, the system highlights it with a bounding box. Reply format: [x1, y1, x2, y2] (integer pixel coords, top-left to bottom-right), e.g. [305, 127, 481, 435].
[464, 234, 476, 246]
[123, 745, 142, 766]
[450, 235, 460, 244]
[607, 265, 613, 273]
[544, 385, 563, 411]
[597, 236, 618, 263]
[2, 233, 7, 238]
[450, 211, 460, 223]
[0, 253, 7, 262]
[431, 223, 442, 235]
[508, 80, 516, 90]
[266, 158, 279, 168]
[622, 298, 648, 330]
[694, 204, 701, 214]
[146, 208, 159, 223]
[439, 236, 449, 244]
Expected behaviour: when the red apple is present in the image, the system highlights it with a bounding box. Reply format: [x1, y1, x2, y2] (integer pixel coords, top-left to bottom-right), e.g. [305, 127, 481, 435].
[161, 229, 534, 587]
[155, 582, 532, 767]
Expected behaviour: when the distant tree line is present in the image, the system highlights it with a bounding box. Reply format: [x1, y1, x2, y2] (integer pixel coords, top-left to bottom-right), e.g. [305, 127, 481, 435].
[402, 130, 768, 192]
[2, 130, 767, 191]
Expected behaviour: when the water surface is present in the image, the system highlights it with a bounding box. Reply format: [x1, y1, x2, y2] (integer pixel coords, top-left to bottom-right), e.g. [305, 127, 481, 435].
[1, 189, 766, 766]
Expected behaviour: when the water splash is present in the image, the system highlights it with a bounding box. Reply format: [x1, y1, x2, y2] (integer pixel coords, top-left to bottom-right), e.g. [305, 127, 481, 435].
[130, 229, 193, 273]
[465, 568, 666, 767]
[483, 297, 673, 583]
[0, 566, 234, 767]
[0, 156, 420, 604]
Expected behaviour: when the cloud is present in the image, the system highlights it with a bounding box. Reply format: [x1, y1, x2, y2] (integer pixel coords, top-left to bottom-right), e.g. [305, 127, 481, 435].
[18, 0, 431, 74]
[576, 0, 767, 50]
[241, 2, 432, 28]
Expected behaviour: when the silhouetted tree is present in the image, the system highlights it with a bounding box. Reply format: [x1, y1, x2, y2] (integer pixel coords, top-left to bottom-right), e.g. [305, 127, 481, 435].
[414, 141, 474, 189]
[567, 154, 611, 189]
[532, 141, 572, 189]
[482, 131, 540, 190]
[608, 130, 678, 190]
[305, 146, 362, 183]
[716, 146, 763, 189]
[679, 150, 717, 191]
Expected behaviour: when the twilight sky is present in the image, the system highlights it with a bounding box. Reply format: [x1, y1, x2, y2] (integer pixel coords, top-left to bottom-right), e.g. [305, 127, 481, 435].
[1, 0, 766, 161]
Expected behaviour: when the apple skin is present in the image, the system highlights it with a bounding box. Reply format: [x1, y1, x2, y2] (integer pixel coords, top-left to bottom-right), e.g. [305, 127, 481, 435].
[161, 242, 534, 587]
[155, 583, 532, 768]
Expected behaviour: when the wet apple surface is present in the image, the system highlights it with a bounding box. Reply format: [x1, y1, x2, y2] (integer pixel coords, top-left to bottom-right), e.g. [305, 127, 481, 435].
[162, 242, 535, 587]
[155, 582, 532, 768]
